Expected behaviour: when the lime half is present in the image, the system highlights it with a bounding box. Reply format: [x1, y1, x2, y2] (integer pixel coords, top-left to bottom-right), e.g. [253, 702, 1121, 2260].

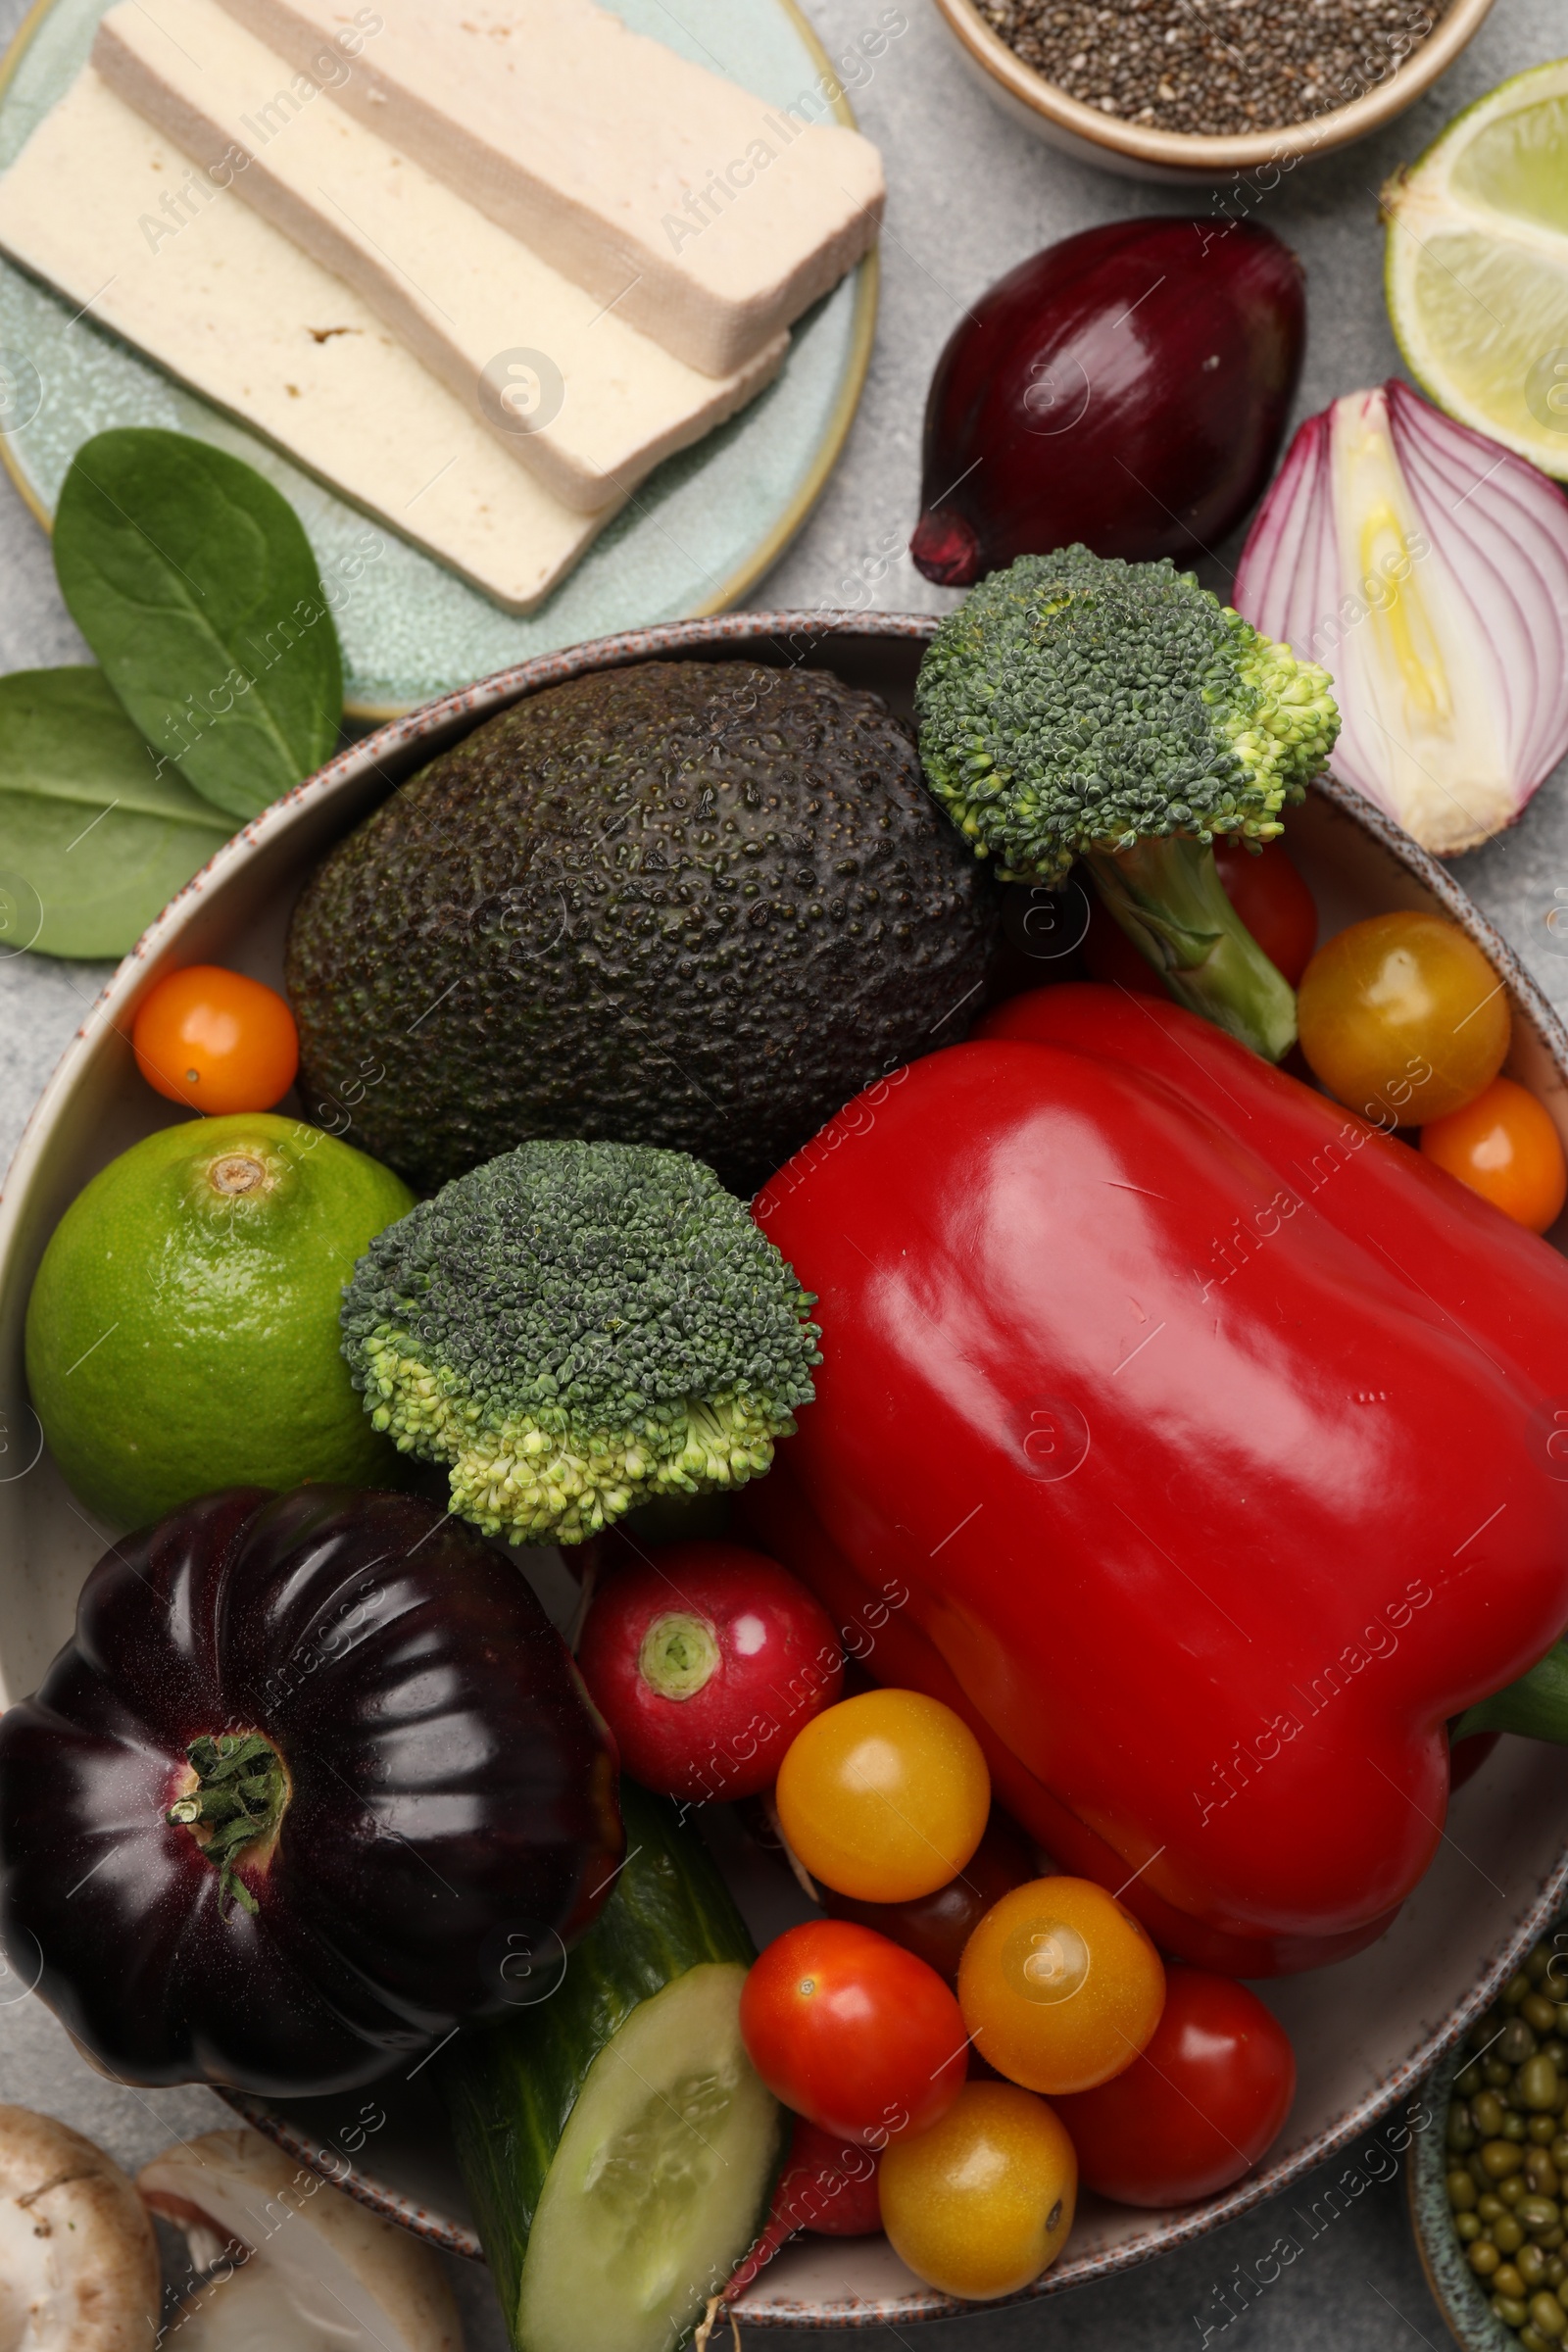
[1385, 59, 1568, 480]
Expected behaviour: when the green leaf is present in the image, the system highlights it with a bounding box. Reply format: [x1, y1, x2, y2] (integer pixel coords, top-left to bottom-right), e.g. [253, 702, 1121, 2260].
[0, 667, 231, 959]
[52, 428, 343, 820]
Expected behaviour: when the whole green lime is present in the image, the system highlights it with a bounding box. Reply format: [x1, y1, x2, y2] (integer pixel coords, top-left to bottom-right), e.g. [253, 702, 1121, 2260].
[25, 1112, 415, 1529]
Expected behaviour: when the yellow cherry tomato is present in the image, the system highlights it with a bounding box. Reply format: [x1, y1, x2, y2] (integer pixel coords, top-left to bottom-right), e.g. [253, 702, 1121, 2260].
[957, 1877, 1165, 2095]
[775, 1689, 990, 1903]
[878, 2081, 1077, 2300]
[1420, 1076, 1568, 1234]
[1297, 911, 1509, 1126]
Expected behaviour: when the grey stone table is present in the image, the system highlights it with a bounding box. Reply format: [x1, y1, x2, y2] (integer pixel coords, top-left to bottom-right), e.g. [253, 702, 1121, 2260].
[3, 0, 1566, 2340]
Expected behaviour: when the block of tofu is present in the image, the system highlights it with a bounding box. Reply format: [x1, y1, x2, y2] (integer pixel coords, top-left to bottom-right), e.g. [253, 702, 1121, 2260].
[91, 0, 787, 513]
[213, 0, 885, 377]
[0, 70, 610, 612]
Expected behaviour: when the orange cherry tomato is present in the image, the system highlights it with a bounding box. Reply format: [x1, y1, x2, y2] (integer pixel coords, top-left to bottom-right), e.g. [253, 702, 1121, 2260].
[775, 1689, 990, 1903]
[1297, 911, 1509, 1126]
[1420, 1075, 1568, 1234]
[878, 2081, 1077, 2300]
[957, 1877, 1165, 2096]
[132, 965, 299, 1113]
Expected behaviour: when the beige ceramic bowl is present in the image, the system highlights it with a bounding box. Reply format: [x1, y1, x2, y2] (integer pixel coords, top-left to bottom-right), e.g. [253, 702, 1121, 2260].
[927, 0, 1497, 182]
[3, 612, 1568, 2322]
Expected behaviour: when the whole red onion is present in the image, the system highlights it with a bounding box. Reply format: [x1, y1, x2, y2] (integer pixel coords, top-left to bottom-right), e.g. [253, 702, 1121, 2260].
[910, 218, 1305, 584]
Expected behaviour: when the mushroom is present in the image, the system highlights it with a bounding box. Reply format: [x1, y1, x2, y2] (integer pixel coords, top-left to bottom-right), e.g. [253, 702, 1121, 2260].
[0, 2103, 161, 2350]
[136, 2129, 462, 2351]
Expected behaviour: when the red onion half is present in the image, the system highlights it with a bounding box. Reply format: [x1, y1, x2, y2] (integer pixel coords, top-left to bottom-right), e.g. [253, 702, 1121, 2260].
[1234, 380, 1568, 855]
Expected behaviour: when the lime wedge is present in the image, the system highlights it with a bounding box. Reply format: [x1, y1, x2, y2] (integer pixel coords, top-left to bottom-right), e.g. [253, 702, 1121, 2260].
[1385, 60, 1568, 480]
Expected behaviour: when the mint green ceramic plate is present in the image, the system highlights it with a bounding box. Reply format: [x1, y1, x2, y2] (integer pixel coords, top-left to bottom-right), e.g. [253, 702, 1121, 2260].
[0, 0, 877, 715]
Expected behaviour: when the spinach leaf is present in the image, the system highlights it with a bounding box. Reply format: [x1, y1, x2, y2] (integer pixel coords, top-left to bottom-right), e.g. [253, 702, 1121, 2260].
[0, 668, 231, 958]
[52, 429, 343, 821]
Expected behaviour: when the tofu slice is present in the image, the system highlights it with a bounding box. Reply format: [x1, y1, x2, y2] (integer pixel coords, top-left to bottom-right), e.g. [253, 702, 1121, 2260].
[91, 0, 787, 514]
[0, 69, 610, 612]
[213, 0, 885, 377]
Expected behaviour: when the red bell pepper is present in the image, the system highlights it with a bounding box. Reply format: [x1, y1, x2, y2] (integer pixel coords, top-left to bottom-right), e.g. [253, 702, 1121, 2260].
[745, 984, 1568, 1977]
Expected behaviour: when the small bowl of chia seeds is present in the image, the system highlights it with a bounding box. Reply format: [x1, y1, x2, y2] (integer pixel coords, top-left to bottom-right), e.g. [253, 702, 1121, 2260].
[1412, 1926, 1568, 2352]
[927, 0, 1497, 181]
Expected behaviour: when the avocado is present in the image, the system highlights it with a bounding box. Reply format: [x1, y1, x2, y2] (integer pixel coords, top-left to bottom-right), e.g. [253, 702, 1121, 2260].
[284, 660, 998, 1196]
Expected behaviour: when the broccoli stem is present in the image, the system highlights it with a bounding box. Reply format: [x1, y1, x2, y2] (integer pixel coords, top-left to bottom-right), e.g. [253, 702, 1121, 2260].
[1453, 1642, 1568, 1745]
[1083, 836, 1298, 1063]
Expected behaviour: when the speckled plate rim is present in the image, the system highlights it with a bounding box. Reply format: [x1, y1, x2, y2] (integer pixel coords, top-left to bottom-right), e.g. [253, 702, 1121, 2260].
[7, 607, 1568, 2321]
[925, 0, 1497, 178]
[0, 0, 880, 721]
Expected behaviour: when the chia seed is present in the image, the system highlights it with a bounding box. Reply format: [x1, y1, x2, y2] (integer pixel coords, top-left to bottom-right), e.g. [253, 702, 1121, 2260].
[972, 0, 1455, 137]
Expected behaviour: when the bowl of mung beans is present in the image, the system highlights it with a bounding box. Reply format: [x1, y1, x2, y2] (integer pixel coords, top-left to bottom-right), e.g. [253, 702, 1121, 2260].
[927, 0, 1497, 181]
[1413, 1925, 1568, 2352]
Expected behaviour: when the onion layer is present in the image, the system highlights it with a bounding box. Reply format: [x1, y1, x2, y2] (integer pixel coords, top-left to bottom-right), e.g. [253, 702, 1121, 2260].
[1233, 380, 1568, 855]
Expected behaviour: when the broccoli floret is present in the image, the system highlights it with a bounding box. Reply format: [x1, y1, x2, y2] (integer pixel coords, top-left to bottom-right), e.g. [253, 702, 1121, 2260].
[916, 547, 1338, 879]
[340, 1141, 821, 1547]
[915, 549, 1340, 1059]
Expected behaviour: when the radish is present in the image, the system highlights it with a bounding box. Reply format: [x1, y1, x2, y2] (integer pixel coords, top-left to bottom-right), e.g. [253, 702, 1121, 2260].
[722, 2119, 884, 2303]
[577, 1540, 843, 1801]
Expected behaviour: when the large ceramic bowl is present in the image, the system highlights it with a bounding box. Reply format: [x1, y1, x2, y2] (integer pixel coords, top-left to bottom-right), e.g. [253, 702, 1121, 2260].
[4, 612, 1568, 2326]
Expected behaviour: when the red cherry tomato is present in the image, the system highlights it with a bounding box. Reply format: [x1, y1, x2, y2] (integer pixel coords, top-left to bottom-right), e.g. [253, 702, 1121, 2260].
[1082, 841, 1315, 997]
[820, 1808, 1037, 1983]
[576, 1542, 843, 1801]
[1081, 892, 1163, 995]
[1211, 839, 1317, 987]
[1051, 1967, 1296, 2205]
[132, 964, 299, 1113]
[1449, 1730, 1499, 1792]
[1420, 1075, 1568, 1234]
[739, 1920, 968, 2148]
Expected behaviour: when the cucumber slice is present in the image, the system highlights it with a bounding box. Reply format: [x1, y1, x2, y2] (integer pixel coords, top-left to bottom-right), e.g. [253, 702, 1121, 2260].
[522, 1959, 776, 2351]
[445, 1784, 783, 2352]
